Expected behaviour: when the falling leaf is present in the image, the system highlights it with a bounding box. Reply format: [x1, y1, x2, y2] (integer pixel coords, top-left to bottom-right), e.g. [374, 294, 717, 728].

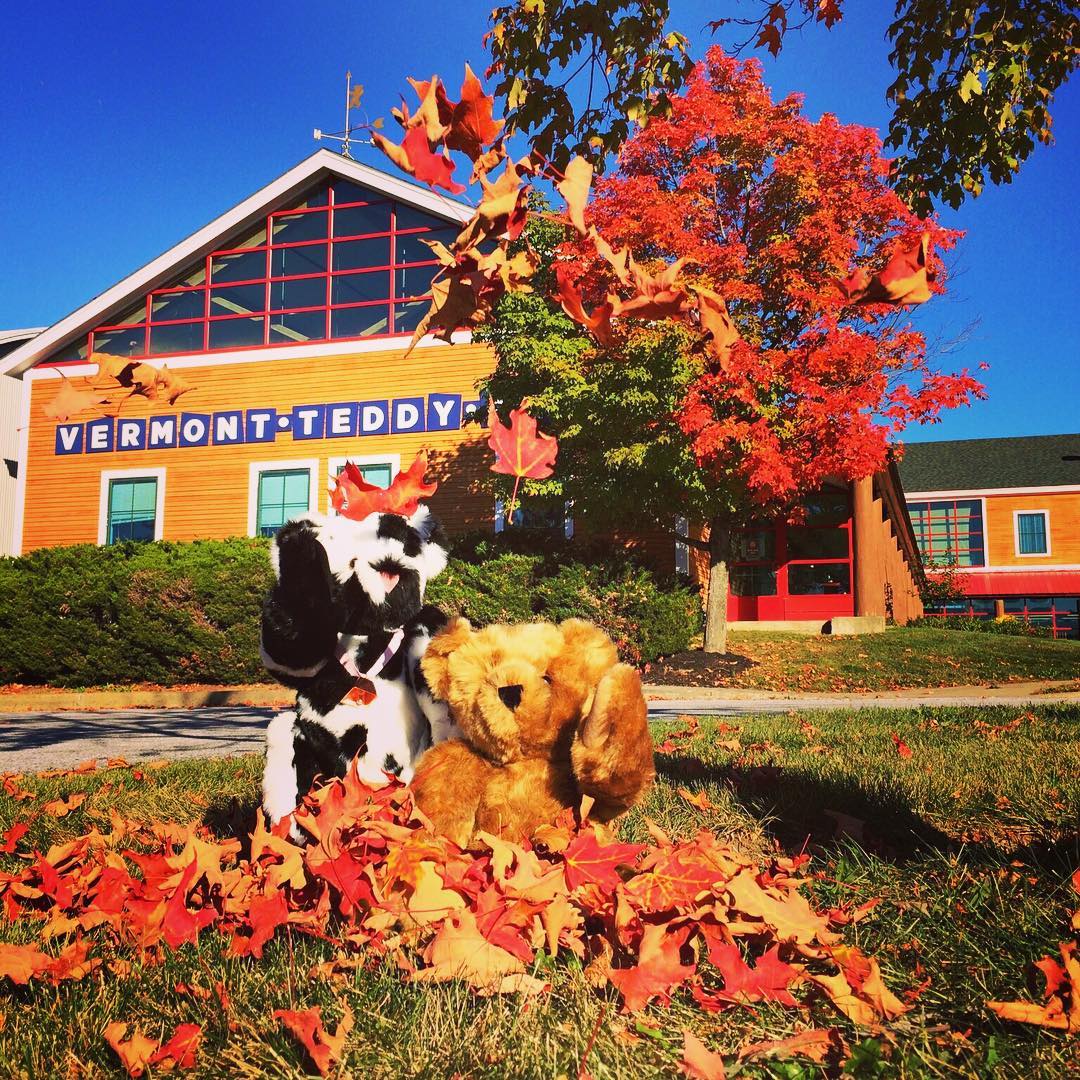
[693, 288, 741, 370]
[488, 400, 559, 481]
[349, 83, 364, 109]
[274, 1005, 353, 1076]
[680, 1030, 727, 1079]
[557, 156, 593, 236]
[42, 375, 111, 422]
[372, 126, 466, 195]
[842, 233, 935, 306]
[555, 265, 614, 346]
[330, 451, 438, 520]
[104, 1022, 160, 1078]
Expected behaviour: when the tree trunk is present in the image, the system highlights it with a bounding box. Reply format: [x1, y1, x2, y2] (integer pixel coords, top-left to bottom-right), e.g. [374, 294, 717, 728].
[703, 517, 730, 654]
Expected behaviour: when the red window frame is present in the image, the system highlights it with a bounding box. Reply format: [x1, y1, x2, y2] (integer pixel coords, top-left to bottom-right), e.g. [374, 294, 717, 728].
[44, 182, 451, 366]
[924, 596, 1080, 640]
[908, 499, 986, 568]
[727, 489, 854, 621]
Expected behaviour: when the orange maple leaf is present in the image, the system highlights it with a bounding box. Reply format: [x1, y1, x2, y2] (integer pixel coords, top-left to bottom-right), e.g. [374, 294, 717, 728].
[104, 1022, 160, 1078]
[556, 156, 593, 236]
[842, 233, 935, 306]
[988, 941, 1080, 1032]
[488, 400, 558, 481]
[329, 451, 438, 520]
[274, 1004, 354, 1077]
[41, 375, 111, 422]
[561, 829, 644, 891]
[609, 924, 695, 1012]
[372, 126, 466, 195]
[0, 942, 51, 985]
[680, 1030, 727, 1079]
[554, 265, 614, 346]
[149, 1023, 202, 1070]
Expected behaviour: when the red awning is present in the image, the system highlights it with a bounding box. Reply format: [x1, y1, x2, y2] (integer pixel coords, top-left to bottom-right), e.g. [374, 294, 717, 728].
[960, 570, 1080, 597]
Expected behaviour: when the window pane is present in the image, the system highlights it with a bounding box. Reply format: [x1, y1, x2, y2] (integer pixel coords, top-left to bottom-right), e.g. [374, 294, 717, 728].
[166, 261, 207, 288]
[334, 202, 391, 237]
[271, 211, 328, 244]
[150, 290, 204, 322]
[394, 204, 449, 231]
[210, 283, 266, 317]
[108, 300, 148, 326]
[395, 263, 439, 299]
[283, 471, 309, 504]
[285, 185, 328, 210]
[259, 472, 284, 504]
[1017, 513, 1047, 554]
[788, 563, 851, 595]
[332, 179, 379, 204]
[331, 305, 390, 339]
[131, 480, 157, 513]
[272, 244, 327, 277]
[787, 527, 849, 560]
[359, 463, 392, 488]
[107, 479, 157, 545]
[730, 566, 777, 596]
[257, 469, 309, 535]
[222, 222, 267, 249]
[269, 276, 327, 311]
[396, 228, 456, 264]
[48, 337, 90, 364]
[94, 327, 146, 357]
[1003, 598, 1026, 614]
[149, 321, 202, 355]
[333, 237, 391, 272]
[731, 529, 775, 563]
[1054, 597, 1079, 613]
[211, 250, 266, 283]
[110, 480, 134, 515]
[332, 271, 390, 305]
[208, 316, 264, 349]
[394, 301, 430, 334]
[270, 310, 327, 343]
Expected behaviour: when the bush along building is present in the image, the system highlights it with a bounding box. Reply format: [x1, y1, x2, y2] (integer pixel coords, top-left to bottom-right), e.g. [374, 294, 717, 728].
[899, 434, 1080, 639]
[3, 150, 932, 635]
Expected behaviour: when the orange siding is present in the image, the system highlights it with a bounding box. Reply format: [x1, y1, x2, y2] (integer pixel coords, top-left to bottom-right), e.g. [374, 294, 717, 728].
[24, 342, 497, 551]
[983, 491, 1080, 567]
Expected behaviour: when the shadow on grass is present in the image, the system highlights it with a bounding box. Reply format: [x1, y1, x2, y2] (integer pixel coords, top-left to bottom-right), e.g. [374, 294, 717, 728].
[202, 795, 261, 854]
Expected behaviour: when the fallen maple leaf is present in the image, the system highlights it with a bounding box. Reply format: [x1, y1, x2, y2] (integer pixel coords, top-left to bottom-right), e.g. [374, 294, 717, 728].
[988, 941, 1080, 1032]
[562, 830, 644, 891]
[680, 1030, 727, 1079]
[890, 733, 913, 759]
[104, 1022, 160, 1078]
[42, 792, 87, 817]
[0, 942, 51, 985]
[0, 821, 29, 853]
[738, 1027, 847, 1064]
[411, 908, 528, 992]
[609, 924, 695, 1012]
[274, 1005, 353, 1077]
[149, 1023, 202, 1070]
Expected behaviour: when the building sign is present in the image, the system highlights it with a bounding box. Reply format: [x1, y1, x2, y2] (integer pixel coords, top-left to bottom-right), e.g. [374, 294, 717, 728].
[53, 393, 487, 456]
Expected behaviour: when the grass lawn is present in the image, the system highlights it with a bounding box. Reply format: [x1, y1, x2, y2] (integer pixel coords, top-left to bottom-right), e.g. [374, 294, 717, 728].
[2, 704, 1079, 1077]
[658, 626, 1080, 691]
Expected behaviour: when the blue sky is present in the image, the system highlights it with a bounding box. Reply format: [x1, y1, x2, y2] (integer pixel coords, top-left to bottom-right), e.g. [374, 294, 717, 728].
[1, 1, 1076, 443]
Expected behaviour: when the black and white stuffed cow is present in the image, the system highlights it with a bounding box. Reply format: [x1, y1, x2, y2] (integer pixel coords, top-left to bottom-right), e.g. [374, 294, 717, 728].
[259, 456, 457, 831]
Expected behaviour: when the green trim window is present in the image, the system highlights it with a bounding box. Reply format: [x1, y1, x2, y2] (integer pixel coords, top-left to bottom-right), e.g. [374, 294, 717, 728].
[107, 477, 158, 543]
[1016, 511, 1048, 555]
[355, 462, 392, 489]
[256, 469, 311, 536]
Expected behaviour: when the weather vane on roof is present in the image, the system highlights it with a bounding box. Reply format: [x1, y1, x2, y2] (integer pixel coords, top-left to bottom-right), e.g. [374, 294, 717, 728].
[313, 71, 377, 160]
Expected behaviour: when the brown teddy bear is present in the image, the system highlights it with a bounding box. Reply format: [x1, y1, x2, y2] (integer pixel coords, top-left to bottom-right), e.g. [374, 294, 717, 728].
[411, 616, 655, 846]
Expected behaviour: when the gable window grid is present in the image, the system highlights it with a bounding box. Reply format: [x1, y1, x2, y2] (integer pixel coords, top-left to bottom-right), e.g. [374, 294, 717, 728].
[247, 459, 319, 538]
[73, 182, 448, 363]
[907, 498, 985, 567]
[1014, 510, 1050, 556]
[97, 467, 166, 545]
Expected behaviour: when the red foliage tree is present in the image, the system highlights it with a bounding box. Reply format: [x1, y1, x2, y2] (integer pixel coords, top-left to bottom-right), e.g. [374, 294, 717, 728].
[551, 48, 984, 651]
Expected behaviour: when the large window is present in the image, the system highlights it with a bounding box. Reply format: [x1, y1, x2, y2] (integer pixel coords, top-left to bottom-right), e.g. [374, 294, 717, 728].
[46, 179, 456, 364]
[907, 499, 985, 567]
[99, 472, 164, 545]
[1015, 511, 1050, 556]
[249, 461, 317, 537]
[729, 488, 852, 598]
[925, 596, 1078, 640]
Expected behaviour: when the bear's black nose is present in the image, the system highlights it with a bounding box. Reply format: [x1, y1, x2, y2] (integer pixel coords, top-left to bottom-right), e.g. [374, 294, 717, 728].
[497, 684, 523, 710]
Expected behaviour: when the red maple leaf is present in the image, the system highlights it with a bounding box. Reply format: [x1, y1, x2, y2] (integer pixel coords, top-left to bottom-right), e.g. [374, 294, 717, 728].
[162, 860, 217, 949]
[555, 265, 614, 346]
[330, 451, 438, 520]
[890, 732, 913, 759]
[697, 942, 798, 1007]
[562, 830, 645, 892]
[609, 924, 695, 1012]
[372, 126, 466, 195]
[1, 821, 29, 853]
[149, 1023, 202, 1070]
[274, 1005, 353, 1076]
[488, 400, 559, 482]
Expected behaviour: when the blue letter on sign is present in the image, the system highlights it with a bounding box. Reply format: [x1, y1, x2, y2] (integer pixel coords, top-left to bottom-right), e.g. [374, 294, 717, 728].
[86, 418, 114, 454]
[148, 416, 178, 449]
[392, 397, 426, 434]
[116, 419, 147, 451]
[55, 424, 84, 455]
[213, 411, 245, 445]
[245, 410, 277, 443]
[179, 412, 211, 447]
[358, 400, 389, 436]
[291, 405, 326, 440]
[325, 402, 357, 438]
[427, 394, 461, 431]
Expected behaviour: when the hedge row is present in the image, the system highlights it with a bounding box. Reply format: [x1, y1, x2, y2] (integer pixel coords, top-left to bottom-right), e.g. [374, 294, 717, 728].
[908, 614, 1056, 638]
[0, 535, 700, 687]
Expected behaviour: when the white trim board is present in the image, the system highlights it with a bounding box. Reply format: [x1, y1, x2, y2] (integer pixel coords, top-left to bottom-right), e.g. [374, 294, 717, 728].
[22, 329, 475, 381]
[247, 458, 320, 537]
[2, 150, 473, 380]
[97, 467, 167, 545]
[905, 485, 1080, 498]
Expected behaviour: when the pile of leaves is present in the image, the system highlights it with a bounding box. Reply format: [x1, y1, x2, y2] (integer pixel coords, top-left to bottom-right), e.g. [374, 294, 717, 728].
[1, 761, 918, 1075]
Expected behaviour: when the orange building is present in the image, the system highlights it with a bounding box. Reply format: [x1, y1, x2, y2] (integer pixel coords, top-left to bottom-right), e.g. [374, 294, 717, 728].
[2, 150, 927, 635]
[900, 435, 1080, 639]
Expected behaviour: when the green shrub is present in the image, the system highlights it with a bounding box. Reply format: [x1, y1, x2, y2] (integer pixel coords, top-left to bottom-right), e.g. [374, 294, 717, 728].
[909, 615, 1055, 638]
[0, 535, 700, 687]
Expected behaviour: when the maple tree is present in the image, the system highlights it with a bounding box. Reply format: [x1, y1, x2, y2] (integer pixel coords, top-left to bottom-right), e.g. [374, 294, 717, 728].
[482, 49, 984, 651]
[484, 0, 1079, 213]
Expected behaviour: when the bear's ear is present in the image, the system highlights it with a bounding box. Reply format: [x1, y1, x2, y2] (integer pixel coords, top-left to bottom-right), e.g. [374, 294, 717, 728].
[556, 619, 619, 686]
[421, 616, 473, 701]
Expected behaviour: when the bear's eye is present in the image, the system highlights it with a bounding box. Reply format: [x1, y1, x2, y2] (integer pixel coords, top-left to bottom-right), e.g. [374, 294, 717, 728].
[542, 674, 553, 684]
